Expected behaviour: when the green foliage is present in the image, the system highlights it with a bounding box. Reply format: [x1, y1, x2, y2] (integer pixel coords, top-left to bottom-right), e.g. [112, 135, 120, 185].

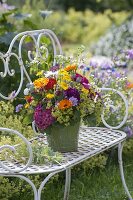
[0, 101, 34, 138]
[53, 0, 133, 12]
[8, 0, 133, 12]
[81, 154, 107, 171]
[42, 9, 129, 45]
[0, 176, 19, 200]
[19, 5, 130, 45]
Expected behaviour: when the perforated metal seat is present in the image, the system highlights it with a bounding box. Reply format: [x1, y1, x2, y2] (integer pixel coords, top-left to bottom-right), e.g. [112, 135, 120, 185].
[0, 127, 126, 175]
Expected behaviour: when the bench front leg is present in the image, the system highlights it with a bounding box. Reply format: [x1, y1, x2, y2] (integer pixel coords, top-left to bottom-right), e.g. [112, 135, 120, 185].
[118, 142, 133, 200]
[64, 168, 71, 200]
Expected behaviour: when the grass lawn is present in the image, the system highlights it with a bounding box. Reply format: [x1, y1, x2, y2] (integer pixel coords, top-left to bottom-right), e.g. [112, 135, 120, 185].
[40, 144, 133, 200]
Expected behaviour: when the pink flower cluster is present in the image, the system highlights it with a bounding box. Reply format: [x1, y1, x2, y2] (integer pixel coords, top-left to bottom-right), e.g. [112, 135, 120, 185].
[34, 104, 55, 131]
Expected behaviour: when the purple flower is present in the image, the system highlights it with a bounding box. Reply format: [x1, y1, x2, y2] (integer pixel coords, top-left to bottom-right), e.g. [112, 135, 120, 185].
[100, 61, 113, 70]
[82, 83, 90, 90]
[64, 88, 80, 101]
[123, 126, 133, 138]
[79, 64, 85, 69]
[126, 49, 133, 60]
[0, 3, 15, 11]
[50, 64, 60, 72]
[69, 97, 78, 106]
[112, 71, 121, 78]
[89, 60, 98, 68]
[9, 90, 16, 100]
[34, 105, 55, 131]
[115, 61, 127, 68]
[73, 73, 89, 84]
[15, 104, 23, 112]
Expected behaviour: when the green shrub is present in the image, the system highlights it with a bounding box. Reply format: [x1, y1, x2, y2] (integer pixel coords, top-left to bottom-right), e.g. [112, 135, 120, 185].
[20, 5, 130, 46]
[0, 101, 34, 139]
[0, 176, 19, 200]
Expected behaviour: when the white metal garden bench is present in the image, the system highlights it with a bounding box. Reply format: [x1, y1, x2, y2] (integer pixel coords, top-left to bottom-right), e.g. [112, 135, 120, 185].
[0, 29, 131, 200]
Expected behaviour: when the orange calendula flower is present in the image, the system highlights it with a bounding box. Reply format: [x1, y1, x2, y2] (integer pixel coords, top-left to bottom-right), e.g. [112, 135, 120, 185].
[33, 77, 49, 89]
[58, 99, 72, 110]
[64, 64, 77, 72]
[126, 82, 133, 89]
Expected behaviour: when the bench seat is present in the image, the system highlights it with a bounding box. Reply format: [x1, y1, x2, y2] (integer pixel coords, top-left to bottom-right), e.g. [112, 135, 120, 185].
[0, 126, 126, 175]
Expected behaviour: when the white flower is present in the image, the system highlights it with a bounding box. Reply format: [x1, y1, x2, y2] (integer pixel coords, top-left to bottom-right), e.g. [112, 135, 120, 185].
[44, 71, 58, 77]
[24, 88, 29, 95]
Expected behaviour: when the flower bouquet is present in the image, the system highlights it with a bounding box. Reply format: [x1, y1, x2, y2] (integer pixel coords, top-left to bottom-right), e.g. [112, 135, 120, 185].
[16, 56, 103, 152]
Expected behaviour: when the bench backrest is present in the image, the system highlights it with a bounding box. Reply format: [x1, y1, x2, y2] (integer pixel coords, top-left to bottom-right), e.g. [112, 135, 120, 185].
[0, 29, 63, 100]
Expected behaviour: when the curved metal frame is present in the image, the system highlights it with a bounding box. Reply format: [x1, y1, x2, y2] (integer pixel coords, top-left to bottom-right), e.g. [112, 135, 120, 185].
[0, 29, 63, 100]
[100, 87, 128, 129]
[1, 168, 70, 200]
[118, 142, 133, 200]
[0, 127, 33, 173]
[2, 174, 38, 200]
[64, 168, 71, 200]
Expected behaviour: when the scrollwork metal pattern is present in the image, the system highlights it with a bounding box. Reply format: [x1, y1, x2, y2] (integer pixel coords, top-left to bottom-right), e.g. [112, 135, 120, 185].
[100, 87, 128, 129]
[0, 127, 33, 173]
[0, 29, 63, 100]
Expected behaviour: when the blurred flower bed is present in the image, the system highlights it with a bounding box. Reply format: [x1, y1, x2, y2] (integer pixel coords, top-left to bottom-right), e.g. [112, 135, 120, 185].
[92, 17, 133, 65]
[78, 49, 133, 136]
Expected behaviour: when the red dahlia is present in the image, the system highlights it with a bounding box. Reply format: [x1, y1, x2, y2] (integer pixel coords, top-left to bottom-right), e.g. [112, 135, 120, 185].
[45, 78, 56, 90]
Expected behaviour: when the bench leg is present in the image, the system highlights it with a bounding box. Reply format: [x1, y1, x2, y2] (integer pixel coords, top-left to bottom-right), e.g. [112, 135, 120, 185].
[118, 142, 133, 200]
[38, 171, 61, 200]
[2, 174, 38, 200]
[64, 168, 71, 200]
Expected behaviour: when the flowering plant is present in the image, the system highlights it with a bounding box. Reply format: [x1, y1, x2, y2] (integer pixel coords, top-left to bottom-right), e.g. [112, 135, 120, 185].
[16, 55, 103, 133]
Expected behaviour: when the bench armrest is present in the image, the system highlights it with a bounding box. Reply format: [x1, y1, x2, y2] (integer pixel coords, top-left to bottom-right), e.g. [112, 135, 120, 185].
[100, 87, 128, 129]
[0, 127, 33, 173]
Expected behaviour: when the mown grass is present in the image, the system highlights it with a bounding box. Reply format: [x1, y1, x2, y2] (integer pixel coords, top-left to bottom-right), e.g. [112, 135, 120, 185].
[40, 146, 133, 200]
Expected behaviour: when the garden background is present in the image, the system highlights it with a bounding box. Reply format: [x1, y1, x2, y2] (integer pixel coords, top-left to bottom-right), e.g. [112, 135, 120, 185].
[0, 0, 133, 199]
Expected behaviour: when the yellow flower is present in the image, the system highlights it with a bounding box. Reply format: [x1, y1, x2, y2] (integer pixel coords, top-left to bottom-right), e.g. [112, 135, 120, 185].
[46, 93, 54, 99]
[36, 70, 43, 76]
[33, 77, 49, 89]
[58, 69, 66, 75]
[82, 87, 89, 94]
[64, 74, 71, 81]
[25, 103, 30, 109]
[60, 82, 69, 90]
[58, 69, 71, 81]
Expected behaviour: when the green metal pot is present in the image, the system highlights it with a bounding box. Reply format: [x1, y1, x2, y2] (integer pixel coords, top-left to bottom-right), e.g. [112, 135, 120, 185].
[46, 122, 80, 152]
